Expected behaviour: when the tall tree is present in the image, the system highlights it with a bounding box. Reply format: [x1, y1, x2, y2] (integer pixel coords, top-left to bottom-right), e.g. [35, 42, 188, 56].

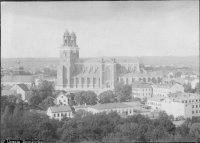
[98, 90, 116, 104]
[114, 84, 132, 102]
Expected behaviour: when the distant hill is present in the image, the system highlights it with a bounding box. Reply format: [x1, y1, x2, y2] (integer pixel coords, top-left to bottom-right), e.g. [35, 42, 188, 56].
[1, 56, 199, 71]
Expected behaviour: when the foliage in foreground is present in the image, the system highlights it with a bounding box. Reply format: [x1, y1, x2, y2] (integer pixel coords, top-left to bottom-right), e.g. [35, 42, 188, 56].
[1, 98, 200, 143]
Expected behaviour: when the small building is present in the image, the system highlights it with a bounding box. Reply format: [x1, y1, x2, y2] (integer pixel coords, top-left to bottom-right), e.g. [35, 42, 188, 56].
[132, 82, 153, 99]
[1, 75, 35, 89]
[191, 79, 199, 89]
[10, 84, 31, 101]
[146, 96, 165, 110]
[54, 92, 70, 105]
[152, 82, 184, 97]
[47, 105, 73, 120]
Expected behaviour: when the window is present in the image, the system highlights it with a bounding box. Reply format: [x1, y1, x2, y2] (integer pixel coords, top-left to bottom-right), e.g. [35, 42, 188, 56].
[54, 114, 56, 117]
[185, 101, 187, 103]
[196, 110, 198, 113]
[196, 105, 198, 108]
[192, 105, 194, 108]
[61, 96, 63, 98]
[192, 111, 194, 114]
[64, 100, 66, 102]
[57, 113, 60, 117]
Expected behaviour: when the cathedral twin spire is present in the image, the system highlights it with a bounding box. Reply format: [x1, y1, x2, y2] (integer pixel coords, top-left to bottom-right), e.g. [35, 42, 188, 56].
[63, 29, 77, 47]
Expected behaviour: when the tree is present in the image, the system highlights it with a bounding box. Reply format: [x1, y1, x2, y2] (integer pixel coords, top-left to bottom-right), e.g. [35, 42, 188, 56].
[28, 94, 41, 106]
[74, 91, 97, 105]
[83, 91, 98, 105]
[44, 96, 55, 107]
[74, 91, 86, 105]
[189, 123, 200, 142]
[183, 83, 192, 93]
[114, 84, 132, 102]
[98, 90, 116, 104]
[38, 80, 54, 100]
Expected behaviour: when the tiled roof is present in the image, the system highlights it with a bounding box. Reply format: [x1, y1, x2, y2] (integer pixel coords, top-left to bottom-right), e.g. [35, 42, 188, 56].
[1, 75, 34, 83]
[132, 82, 152, 88]
[50, 105, 72, 113]
[147, 95, 166, 102]
[88, 103, 132, 110]
[168, 92, 200, 101]
[17, 84, 30, 91]
[2, 90, 16, 96]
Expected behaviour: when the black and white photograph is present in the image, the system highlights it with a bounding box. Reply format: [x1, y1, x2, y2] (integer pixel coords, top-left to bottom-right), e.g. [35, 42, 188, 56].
[1, 1, 199, 142]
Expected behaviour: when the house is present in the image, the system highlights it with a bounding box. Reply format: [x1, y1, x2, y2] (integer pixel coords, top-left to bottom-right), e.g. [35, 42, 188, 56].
[1, 75, 35, 89]
[163, 92, 200, 118]
[146, 96, 165, 110]
[54, 92, 70, 105]
[191, 79, 199, 89]
[152, 82, 184, 97]
[87, 102, 151, 117]
[47, 105, 73, 120]
[132, 82, 153, 99]
[10, 84, 31, 101]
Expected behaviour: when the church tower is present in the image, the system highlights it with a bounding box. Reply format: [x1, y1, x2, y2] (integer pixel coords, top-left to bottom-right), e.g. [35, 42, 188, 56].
[57, 30, 79, 89]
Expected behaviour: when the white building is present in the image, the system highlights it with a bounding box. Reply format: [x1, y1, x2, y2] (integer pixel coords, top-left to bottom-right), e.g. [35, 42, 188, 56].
[146, 95, 164, 110]
[54, 92, 70, 105]
[191, 79, 199, 89]
[47, 105, 73, 120]
[152, 82, 184, 97]
[132, 82, 153, 99]
[10, 84, 31, 101]
[147, 92, 200, 119]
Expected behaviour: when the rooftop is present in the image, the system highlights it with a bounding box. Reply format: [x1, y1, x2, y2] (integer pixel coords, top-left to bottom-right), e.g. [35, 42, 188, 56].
[168, 92, 200, 102]
[132, 82, 152, 88]
[147, 95, 166, 102]
[89, 102, 133, 110]
[49, 105, 72, 113]
[17, 83, 30, 91]
[1, 75, 34, 83]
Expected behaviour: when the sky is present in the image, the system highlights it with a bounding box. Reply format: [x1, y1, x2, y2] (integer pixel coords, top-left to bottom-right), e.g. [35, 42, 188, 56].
[1, 1, 199, 58]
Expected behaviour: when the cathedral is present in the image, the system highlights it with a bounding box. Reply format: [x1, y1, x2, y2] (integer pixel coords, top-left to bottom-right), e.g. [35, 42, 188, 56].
[56, 30, 162, 93]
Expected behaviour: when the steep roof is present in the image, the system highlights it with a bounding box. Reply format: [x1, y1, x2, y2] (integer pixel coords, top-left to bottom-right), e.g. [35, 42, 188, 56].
[132, 82, 152, 88]
[49, 105, 72, 113]
[89, 103, 132, 110]
[1, 75, 34, 83]
[17, 84, 30, 91]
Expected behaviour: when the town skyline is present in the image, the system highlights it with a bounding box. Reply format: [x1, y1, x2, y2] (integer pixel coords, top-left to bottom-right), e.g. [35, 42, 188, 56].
[1, 1, 199, 58]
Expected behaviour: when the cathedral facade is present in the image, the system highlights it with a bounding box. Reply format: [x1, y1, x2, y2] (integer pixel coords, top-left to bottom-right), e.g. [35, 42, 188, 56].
[56, 30, 162, 93]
